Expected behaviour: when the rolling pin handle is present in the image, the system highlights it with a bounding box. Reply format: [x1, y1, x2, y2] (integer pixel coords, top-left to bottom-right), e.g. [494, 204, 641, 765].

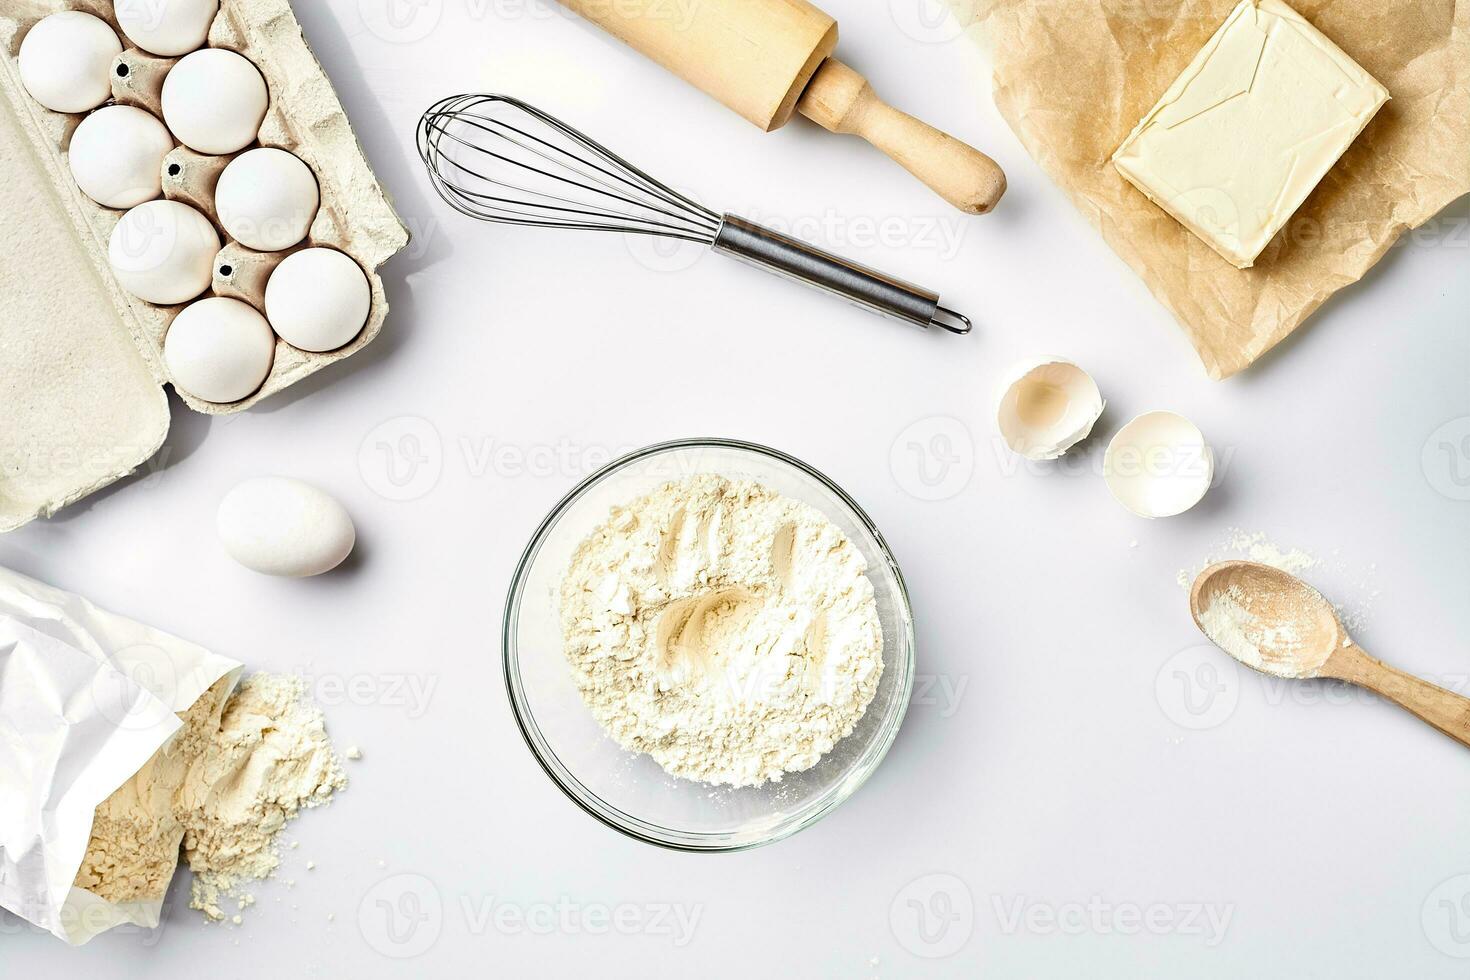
[797, 59, 1007, 215]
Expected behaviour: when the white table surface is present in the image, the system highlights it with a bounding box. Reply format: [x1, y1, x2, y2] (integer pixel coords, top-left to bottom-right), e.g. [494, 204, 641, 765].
[5, 1, 1468, 975]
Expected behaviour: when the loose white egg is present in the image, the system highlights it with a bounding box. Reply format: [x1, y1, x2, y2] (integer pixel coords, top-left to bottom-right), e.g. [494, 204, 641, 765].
[215, 148, 320, 251]
[264, 248, 370, 352]
[217, 477, 356, 577]
[997, 358, 1105, 461]
[1104, 411, 1214, 518]
[117, 0, 219, 57]
[160, 48, 267, 154]
[108, 199, 220, 304]
[163, 297, 276, 403]
[69, 105, 175, 209]
[17, 11, 122, 113]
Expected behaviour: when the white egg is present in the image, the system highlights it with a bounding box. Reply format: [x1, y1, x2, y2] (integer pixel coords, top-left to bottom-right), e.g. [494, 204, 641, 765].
[215, 148, 320, 251]
[997, 358, 1105, 460]
[163, 297, 276, 403]
[108, 199, 220, 304]
[264, 248, 370, 352]
[117, 0, 219, 57]
[217, 477, 356, 577]
[1104, 411, 1214, 518]
[17, 11, 122, 113]
[160, 48, 267, 154]
[69, 105, 175, 209]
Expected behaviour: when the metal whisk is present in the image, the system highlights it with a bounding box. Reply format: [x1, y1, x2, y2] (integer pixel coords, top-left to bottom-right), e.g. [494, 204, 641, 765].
[417, 94, 972, 334]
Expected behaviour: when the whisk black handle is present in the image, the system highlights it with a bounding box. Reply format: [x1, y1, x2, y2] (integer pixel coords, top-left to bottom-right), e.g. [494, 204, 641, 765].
[711, 215, 972, 335]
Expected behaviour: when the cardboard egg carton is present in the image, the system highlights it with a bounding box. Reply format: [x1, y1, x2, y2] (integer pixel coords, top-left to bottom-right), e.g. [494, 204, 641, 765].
[0, 0, 408, 531]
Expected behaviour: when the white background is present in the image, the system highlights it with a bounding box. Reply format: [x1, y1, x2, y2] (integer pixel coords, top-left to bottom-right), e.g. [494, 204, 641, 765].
[5, 0, 1469, 976]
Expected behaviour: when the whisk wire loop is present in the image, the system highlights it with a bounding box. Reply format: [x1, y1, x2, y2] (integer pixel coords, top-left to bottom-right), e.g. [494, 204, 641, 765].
[417, 94, 721, 243]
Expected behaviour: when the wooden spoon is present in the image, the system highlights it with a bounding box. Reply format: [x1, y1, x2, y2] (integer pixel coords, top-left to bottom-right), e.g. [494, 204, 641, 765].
[1190, 560, 1470, 748]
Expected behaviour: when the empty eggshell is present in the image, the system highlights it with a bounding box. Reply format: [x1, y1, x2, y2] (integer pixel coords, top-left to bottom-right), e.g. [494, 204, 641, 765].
[264, 248, 370, 352]
[69, 105, 175, 209]
[217, 476, 355, 577]
[1104, 411, 1214, 518]
[215, 148, 320, 251]
[997, 358, 1105, 460]
[163, 297, 276, 403]
[108, 199, 220, 305]
[117, 0, 220, 56]
[17, 11, 121, 113]
[160, 48, 268, 154]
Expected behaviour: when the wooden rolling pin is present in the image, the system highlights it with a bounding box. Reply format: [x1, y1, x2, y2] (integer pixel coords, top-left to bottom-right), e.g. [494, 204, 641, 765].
[558, 0, 1006, 215]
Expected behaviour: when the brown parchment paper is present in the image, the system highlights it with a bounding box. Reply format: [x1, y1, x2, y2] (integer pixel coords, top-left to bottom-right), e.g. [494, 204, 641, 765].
[949, 0, 1470, 378]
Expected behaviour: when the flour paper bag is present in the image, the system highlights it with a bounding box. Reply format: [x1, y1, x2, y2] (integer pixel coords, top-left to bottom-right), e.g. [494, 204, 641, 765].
[0, 567, 240, 945]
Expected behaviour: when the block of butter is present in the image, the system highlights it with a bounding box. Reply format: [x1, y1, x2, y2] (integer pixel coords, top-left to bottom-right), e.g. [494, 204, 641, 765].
[1111, 0, 1389, 269]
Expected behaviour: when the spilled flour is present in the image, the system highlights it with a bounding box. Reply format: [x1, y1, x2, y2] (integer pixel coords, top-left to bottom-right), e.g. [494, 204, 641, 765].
[181, 674, 347, 921]
[74, 673, 347, 922]
[561, 475, 883, 787]
[1176, 528, 1319, 590]
[1178, 527, 1378, 632]
[1222, 529, 1321, 576]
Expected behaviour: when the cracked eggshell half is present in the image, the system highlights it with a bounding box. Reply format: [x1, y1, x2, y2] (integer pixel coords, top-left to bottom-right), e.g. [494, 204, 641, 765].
[217, 477, 355, 577]
[1104, 411, 1213, 518]
[997, 358, 1104, 460]
[17, 11, 121, 113]
[117, 0, 219, 57]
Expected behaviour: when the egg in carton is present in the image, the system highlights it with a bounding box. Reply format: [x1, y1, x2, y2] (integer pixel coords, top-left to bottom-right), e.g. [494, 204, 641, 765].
[0, 0, 408, 531]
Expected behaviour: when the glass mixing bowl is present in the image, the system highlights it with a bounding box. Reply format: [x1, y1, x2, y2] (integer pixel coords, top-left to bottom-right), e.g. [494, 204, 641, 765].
[503, 439, 915, 851]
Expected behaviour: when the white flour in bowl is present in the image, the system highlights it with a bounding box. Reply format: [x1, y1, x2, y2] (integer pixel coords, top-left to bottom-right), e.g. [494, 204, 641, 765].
[560, 475, 884, 787]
